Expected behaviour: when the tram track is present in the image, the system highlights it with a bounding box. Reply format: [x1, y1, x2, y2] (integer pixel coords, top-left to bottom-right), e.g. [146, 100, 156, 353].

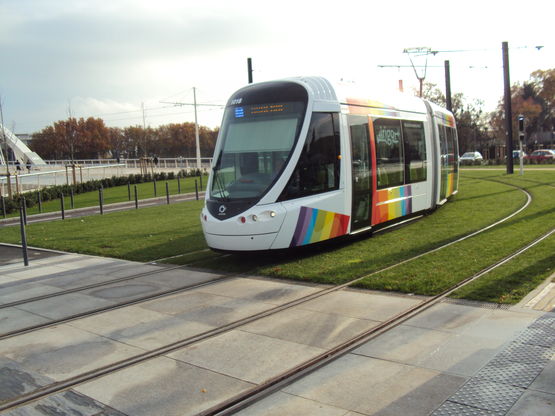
[0, 182, 541, 413]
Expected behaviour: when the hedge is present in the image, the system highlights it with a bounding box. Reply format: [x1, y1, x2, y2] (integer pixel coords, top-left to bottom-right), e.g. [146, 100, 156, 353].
[0, 169, 204, 216]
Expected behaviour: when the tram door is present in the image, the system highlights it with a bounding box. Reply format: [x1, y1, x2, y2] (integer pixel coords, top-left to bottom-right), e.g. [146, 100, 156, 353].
[349, 117, 372, 231]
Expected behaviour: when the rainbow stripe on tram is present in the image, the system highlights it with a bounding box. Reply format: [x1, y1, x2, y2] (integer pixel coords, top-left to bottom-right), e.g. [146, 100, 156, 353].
[290, 207, 350, 247]
[373, 185, 413, 224]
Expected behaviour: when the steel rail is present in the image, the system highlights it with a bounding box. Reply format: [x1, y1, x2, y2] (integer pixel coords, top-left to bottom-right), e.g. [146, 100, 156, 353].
[200, 225, 555, 416]
[0, 184, 535, 412]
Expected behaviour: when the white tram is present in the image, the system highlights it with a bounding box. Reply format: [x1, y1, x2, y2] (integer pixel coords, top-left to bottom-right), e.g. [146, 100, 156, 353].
[201, 77, 459, 251]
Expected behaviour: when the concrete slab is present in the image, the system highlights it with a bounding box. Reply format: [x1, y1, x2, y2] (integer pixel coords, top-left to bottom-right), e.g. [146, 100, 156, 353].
[79, 281, 168, 302]
[75, 356, 255, 416]
[402, 302, 491, 333]
[196, 277, 323, 305]
[0, 307, 50, 334]
[530, 359, 555, 394]
[0, 356, 55, 403]
[0, 325, 143, 380]
[3, 390, 128, 416]
[135, 268, 228, 289]
[506, 390, 555, 416]
[282, 354, 466, 415]
[69, 305, 215, 350]
[0, 282, 60, 305]
[241, 306, 380, 349]
[169, 330, 324, 384]
[16, 292, 117, 320]
[234, 391, 351, 416]
[297, 289, 421, 321]
[173, 297, 277, 327]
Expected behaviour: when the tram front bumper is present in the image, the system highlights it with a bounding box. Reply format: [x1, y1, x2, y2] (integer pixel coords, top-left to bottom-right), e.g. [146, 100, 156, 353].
[204, 232, 278, 252]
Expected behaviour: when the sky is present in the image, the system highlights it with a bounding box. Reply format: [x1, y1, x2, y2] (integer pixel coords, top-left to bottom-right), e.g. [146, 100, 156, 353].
[0, 0, 553, 134]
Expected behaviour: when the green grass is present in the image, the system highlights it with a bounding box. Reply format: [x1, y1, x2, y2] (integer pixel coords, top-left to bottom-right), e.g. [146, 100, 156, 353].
[4, 175, 208, 218]
[0, 200, 206, 262]
[1, 170, 553, 305]
[353, 171, 555, 303]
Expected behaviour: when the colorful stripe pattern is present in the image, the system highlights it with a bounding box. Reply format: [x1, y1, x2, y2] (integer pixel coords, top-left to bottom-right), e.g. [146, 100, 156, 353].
[372, 185, 413, 225]
[436, 112, 456, 127]
[446, 172, 455, 197]
[346, 98, 401, 118]
[290, 207, 350, 247]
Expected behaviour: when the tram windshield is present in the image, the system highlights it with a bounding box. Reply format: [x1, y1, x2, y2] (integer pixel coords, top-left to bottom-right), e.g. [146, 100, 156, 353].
[210, 101, 306, 201]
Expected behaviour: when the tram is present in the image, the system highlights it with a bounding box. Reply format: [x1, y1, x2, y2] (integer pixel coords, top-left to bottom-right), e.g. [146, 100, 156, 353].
[201, 76, 458, 251]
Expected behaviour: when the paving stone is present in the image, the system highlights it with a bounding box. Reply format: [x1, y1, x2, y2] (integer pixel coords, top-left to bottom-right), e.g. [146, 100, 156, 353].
[234, 391, 351, 416]
[75, 356, 255, 416]
[0, 307, 50, 334]
[0, 357, 54, 403]
[0, 283, 60, 305]
[3, 390, 127, 416]
[196, 277, 322, 305]
[475, 358, 545, 388]
[514, 326, 555, 348]
[353, 324, 452, 365]
[136, 268, 228, 289]
[403, 303, 488, 333]
[70, 305, 215, 350]
[80, 281, 166, 301]
[529, 360, 555, 394]
[496, 342, 553, 365]
[449, 378, 524, 413]
[505, 390, 555, 416]
[16, 292, 117, 320]
[169, 330, 324, 384]
[0, 325, 144, 380]
[432, 401, 503, 415]
[283, 354, 466, 415]
[297, 290, 420, 322]
[241, 306, 380, 349]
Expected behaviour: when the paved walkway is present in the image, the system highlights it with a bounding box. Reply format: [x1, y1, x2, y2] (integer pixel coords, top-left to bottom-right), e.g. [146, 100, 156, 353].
[0, 250, 553, 415]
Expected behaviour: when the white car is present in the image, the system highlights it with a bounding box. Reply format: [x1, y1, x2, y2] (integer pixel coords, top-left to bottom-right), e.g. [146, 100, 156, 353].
[460, 151, 483, 164]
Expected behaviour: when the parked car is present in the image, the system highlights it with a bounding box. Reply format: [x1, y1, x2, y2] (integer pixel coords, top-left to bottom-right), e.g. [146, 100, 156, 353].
[512, 150, 527, 159]
[459, 151, 483, 165]
[525, 149, 555, 162]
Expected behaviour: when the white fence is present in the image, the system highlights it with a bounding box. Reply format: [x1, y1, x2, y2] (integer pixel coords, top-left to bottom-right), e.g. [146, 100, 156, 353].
[43, 157, 213, 170]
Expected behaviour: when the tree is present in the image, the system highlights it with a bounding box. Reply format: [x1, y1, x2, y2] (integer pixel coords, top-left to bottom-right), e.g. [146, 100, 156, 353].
[420, 83, 492, 154]
[490, 68, 554, 149]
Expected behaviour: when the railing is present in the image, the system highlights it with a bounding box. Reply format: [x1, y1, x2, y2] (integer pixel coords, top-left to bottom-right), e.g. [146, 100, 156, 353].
[0, 165, 129, 196]
[43, 157, 213, 170]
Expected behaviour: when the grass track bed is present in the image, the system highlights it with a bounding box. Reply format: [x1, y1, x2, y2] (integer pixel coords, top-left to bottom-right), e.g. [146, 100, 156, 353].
[1, 170, 553, 305]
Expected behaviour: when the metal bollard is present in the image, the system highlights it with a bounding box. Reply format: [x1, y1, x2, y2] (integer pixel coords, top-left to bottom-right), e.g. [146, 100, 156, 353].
[166, 182, 170, 205]
[195, 180, 199, 201]
[37, 191, 42, 213]
[60, 193, 65, 220]
[99, 188, 104, 215]
[134, 185, 138, 209]
[127, 182, 131, 201]
[19, 206, 29, 266]
[1, 196, 6, 219]
[22, 196, 27, 225]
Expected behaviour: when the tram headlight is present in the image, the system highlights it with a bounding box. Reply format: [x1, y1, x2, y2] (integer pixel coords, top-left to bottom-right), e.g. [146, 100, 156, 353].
[270, 211, 276, 218]
[251, 215, 258, 222]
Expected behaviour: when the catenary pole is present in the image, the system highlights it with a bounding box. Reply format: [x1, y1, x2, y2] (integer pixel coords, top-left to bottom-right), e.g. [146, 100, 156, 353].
[247, 58, 253, 84]
[444, 60, 452, 112]
[502, 41, 514, 174]
[193, 87, 201, 170]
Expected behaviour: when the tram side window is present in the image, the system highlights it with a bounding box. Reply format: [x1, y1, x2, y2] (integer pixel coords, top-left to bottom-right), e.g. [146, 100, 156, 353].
[402, 121, 427, 183]
[279, 113, 340, 200]
[374, 119, 404, 188]
[446, 127, 459, 172]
